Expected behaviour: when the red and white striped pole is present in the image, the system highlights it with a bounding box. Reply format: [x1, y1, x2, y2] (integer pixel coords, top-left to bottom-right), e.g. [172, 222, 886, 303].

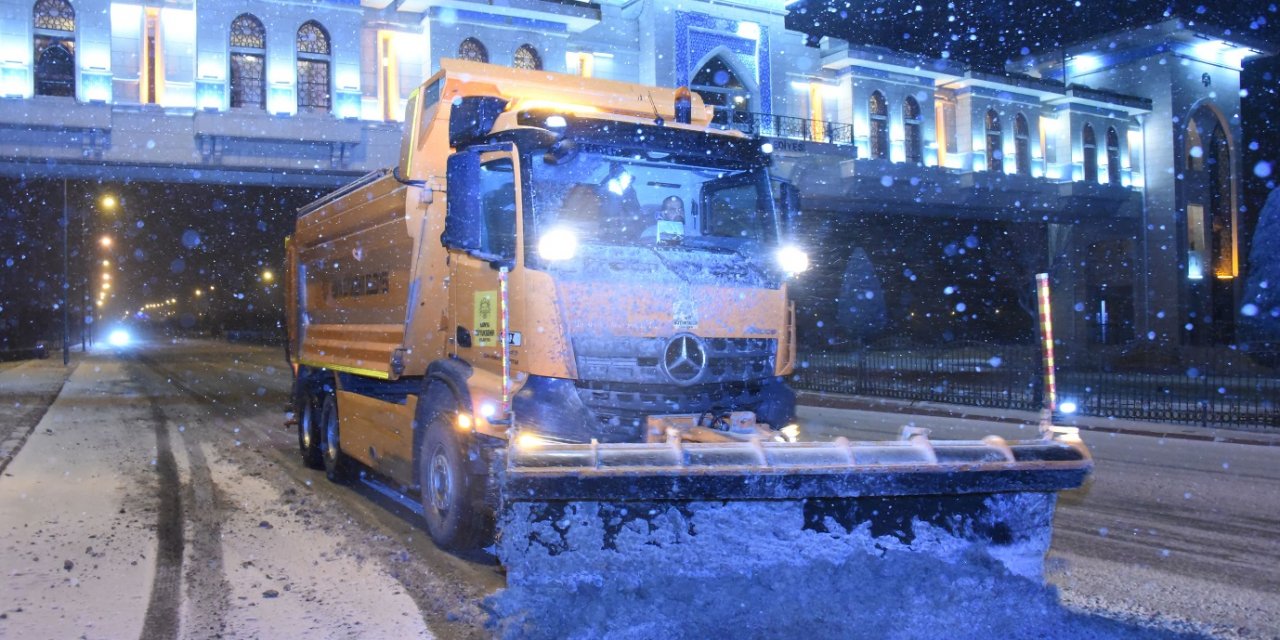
[1035, 273, 1057, 422]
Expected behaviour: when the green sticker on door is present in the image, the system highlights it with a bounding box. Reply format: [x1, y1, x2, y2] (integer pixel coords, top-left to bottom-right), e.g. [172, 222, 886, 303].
[474, 290, 497, 347]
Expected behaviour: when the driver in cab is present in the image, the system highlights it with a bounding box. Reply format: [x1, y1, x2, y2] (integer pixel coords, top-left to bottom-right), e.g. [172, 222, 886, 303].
[643, 195, 686, 244]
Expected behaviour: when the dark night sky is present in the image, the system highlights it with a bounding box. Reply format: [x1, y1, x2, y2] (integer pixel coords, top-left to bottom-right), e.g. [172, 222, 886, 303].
[785, 0, 1279, 69]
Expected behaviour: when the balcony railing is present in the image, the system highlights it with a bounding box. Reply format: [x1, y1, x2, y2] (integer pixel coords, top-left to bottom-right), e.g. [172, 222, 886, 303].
[710, 108, 854, 146]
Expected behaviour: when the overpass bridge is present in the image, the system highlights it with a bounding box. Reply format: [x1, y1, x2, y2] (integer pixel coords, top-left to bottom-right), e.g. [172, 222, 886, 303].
[0, 94, 400, 188]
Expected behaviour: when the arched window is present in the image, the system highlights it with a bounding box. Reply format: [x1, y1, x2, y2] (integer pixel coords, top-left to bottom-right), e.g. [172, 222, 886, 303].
[33, 0, 76, 97]
[1187, 120, 1204, 171]
[1014, 113, 1031, 176]
[1082, 123, 1097, 182]
[1106, 127, 1121, 184]
[902, 96, 922, 164]
[296, 21, 331, 112]
[513, 44, 542, 70]
[1184, 107, 1236, 342]
[985, 109, 1003, 173]
[458, 38, 488, 63]
[229, 14, 266, 109]
[869, 91, 888, 160]
[691, 55, 751, 126]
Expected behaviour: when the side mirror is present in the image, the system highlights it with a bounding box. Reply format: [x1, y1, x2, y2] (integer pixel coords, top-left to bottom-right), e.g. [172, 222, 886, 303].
[443, 152, 484, 251]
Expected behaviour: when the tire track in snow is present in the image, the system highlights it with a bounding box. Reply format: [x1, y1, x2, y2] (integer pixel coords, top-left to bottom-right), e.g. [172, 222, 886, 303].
[132, 357, 234, 638]
[139, 393, 184, 640]
[175, 440, 233, 638]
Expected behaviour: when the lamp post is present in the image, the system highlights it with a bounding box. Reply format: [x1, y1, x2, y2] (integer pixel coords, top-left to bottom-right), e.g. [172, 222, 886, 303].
[61, 179, 69, 366]
[79, 195, 88, 353]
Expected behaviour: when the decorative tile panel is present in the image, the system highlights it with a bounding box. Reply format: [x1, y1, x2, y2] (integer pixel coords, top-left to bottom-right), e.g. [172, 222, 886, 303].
[675, 11, 771, 113]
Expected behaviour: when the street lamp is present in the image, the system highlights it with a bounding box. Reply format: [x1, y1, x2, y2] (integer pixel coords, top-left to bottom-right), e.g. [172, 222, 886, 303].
[261, 269, 275, 283]
[99, 236, 113, 248]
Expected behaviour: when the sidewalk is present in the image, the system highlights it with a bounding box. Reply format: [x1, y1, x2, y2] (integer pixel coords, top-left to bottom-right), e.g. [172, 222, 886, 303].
[797, 390, 1280, 447]
[0, 358, 75, 475]
[0, 357, 157, 638]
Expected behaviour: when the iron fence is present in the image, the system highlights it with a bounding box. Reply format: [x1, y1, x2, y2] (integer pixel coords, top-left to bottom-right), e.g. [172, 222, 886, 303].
[712, 109, 855, 147]
[792, 346, 1280, 430]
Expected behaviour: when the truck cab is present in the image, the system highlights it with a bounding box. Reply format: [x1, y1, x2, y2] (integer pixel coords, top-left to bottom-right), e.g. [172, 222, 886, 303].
[286, 60, 811, 548]
[440, 103, 806, 445]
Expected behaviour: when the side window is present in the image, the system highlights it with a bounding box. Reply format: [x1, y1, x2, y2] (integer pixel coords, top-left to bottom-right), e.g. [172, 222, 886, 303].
[478, 158, 517, 259]
[703, 178, 761, 241]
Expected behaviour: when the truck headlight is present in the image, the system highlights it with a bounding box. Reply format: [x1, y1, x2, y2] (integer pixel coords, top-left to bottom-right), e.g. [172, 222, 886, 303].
[538, 227, 579, 262]
[776, 245, 810, 276]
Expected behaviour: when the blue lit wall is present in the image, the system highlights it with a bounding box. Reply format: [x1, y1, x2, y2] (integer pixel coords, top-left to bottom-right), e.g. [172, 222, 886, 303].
[674, 11, 771, 114]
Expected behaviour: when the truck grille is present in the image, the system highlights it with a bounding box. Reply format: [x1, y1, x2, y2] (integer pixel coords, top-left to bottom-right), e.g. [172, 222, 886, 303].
[572, 336, 776, 386]
[575, 380, 772, 439]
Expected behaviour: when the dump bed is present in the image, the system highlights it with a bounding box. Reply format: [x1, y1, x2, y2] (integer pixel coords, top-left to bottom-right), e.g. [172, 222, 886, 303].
[289, 170, 415, 379]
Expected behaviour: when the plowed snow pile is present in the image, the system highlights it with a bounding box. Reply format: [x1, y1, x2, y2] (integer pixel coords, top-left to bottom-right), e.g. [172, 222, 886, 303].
[487, 499, 1200, 639]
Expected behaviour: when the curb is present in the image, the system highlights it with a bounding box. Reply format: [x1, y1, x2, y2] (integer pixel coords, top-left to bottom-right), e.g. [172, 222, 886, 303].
[0, 361, 76, 478]
[796, 391, 1280, 448]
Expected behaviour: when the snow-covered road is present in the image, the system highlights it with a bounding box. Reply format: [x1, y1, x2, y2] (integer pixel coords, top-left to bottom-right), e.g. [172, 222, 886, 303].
[0, 340, 499, 639]
[799, 403, 1280, 639]
[1, 339, 1277, 639]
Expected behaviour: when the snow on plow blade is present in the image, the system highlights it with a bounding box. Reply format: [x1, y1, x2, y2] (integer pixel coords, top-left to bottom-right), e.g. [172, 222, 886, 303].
[494, 429, 1092, 630]
[501, 431, 1091, 503]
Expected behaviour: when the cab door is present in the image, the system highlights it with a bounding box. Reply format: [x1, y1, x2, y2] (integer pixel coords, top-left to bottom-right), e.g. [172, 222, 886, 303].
[442, 145, 521, 421]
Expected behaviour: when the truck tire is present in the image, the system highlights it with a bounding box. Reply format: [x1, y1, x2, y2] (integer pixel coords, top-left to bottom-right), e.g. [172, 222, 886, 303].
[295, 384, 324, 469]
[319, 394, 353, 483]
[417, 384, 488, 550]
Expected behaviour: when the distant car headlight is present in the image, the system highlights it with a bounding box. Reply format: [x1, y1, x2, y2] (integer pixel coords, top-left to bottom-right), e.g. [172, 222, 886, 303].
[1059, 400, 1078, 415]
[776, 245, 810, 276]
[108, 329, 131, 347]
[538, 227, 579, 262]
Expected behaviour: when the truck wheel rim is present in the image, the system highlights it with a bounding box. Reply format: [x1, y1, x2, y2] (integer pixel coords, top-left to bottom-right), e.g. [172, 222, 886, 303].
[301, 403, 314, 449]
[325, 410, 338, 461]
[429, 447, 453, 512]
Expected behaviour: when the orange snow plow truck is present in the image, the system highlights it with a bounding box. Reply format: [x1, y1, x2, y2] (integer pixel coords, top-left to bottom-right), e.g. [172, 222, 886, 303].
[284, 60, 1091, 585]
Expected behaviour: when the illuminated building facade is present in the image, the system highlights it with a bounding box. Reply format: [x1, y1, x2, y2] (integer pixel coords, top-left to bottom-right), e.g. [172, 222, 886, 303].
[0, 0, 1267, 346]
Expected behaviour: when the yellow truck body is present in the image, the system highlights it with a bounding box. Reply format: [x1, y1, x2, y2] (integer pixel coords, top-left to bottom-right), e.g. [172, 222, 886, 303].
[285, 60, 1090, 560]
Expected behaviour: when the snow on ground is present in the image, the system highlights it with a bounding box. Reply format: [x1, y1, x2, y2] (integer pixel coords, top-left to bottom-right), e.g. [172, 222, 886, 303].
[1049, 551, 1279, 639]
[0, 358, 71, 473]
[5, 344, 1279, 639]
[200, 449, 431, 639]
[0, 355, 433, 639]
[488, 498, 1203, 640]
[0, 359, 156, 639]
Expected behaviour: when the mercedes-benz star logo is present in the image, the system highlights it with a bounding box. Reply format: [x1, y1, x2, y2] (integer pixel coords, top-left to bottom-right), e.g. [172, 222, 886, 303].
[662, 334, 707, 385]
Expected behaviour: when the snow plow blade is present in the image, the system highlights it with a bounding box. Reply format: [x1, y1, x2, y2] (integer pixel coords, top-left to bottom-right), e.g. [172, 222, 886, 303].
[496, 428, 1090, 591]
[501, 431, 1090, 502]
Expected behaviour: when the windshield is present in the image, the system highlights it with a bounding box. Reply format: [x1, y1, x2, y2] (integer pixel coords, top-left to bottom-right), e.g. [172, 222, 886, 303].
[528, 148, 779, 254]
